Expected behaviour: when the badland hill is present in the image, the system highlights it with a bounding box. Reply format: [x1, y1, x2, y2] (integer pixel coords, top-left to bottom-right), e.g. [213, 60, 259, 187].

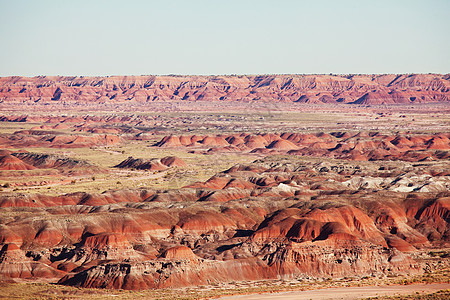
[0, 85, 449, 296]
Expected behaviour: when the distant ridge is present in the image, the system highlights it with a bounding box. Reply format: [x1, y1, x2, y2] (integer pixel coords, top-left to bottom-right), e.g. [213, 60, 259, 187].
[0, 74, 448, 104]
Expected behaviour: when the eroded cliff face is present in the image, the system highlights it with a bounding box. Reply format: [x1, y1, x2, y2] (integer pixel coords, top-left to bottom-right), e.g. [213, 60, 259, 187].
[0, 74, 448, 104]
[0, 157, 448, 290]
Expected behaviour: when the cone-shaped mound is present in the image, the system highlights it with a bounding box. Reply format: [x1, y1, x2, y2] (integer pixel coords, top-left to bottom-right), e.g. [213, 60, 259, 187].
[0, 154, 36, 170]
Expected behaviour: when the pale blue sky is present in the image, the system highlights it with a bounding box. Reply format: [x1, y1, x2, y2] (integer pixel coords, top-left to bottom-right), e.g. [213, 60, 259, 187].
[0, 0, 449, 76]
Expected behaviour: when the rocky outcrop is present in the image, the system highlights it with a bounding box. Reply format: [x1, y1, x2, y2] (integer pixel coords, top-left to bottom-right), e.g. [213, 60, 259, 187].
[0, 74, 448, 104]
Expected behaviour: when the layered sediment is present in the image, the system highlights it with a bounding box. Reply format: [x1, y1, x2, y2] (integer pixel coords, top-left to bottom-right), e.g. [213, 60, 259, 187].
[1, 74, 448, 104]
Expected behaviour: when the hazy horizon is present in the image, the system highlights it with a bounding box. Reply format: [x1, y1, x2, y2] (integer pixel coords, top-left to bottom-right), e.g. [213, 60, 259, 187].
[1, 0, 449, 77]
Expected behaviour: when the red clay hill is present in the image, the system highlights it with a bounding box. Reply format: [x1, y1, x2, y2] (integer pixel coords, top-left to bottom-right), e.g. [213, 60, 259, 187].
[0, 74, 448, 104]
[115, 156, 186, 171]
[154, 131, 450, 162]
[0, 156, 448, 289]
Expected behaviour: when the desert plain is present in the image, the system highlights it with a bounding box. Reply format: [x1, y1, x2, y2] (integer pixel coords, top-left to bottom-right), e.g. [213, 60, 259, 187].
[0, 74, 449, 299]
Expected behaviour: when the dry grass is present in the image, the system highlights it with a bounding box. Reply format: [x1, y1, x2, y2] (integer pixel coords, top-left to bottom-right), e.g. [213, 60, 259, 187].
[1, 141, 257, 195]
[0, 122, 37, 134]
[368, 289, 450, 300]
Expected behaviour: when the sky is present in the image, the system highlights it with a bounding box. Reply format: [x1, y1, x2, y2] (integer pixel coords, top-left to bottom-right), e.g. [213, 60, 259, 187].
[0, 0, 449, 76]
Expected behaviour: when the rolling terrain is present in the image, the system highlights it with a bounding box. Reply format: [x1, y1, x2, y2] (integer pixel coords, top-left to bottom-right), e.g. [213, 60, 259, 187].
[0, 82, 449, 298]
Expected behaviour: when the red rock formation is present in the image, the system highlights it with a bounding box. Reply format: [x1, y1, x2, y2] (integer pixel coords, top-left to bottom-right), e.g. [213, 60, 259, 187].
[0, 131, 122, 148]
[153, 132, 449, 162]
[12, 152, 93, 169]
[2, 74, 447, 104]
[115, 156, 186, 171]
[154, 136, 182, 147]
[200, 188, 252, 202]
[84, 233, 131, 249]
[0, 155, 448, 290]
[115, 157, 167, 171]
[160, 156, 187, 167]
[0, 189, 153, 207]
[177, 211, 236, 234]
[0, 155, 36, 170]
[162, 246, 198, 261]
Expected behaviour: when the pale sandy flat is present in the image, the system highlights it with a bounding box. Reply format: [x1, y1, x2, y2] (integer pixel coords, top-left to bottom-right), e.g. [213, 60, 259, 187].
[219, 283, 450, 300]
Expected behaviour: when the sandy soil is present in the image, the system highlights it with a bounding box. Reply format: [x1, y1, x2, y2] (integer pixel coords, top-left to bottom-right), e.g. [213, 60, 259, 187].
[219, 283, 450, 300]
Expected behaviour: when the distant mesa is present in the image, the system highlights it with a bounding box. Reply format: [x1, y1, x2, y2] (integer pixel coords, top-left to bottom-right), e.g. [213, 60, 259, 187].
[0, 74, 448, 104]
